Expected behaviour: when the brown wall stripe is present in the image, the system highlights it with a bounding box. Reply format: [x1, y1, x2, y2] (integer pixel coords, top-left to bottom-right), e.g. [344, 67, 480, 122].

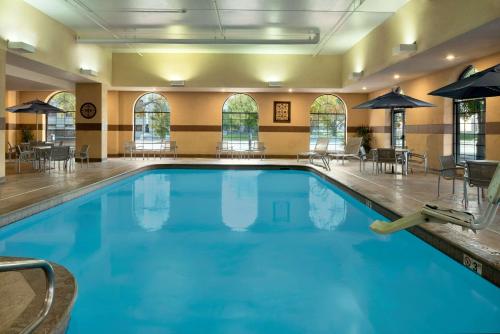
[5, 123, 39, 130]
[108, 124, 133, 131]
[75, 123, 103, 131]
[170, 125, 220, 132]
[486, 122, 500, 134]
[370, 126, 391, 133]
[406, 124, 453, 134]
[259, 126, 309, 133]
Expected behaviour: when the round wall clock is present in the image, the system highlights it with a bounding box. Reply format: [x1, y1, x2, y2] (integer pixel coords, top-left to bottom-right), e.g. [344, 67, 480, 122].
[80, 102, 97, 119]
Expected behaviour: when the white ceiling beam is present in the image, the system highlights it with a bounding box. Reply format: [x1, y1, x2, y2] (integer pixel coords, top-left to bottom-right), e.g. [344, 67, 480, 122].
[313, 0, 366, 56]
[76, 34, 321, 45]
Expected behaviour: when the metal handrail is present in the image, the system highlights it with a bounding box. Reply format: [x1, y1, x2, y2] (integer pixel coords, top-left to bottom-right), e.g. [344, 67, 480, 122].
[0, 259, 56, 334]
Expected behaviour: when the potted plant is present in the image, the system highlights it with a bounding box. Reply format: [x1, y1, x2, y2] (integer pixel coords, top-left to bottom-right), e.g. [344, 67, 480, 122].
[356, 125, 372, 151]
[21, 127, 34, 143]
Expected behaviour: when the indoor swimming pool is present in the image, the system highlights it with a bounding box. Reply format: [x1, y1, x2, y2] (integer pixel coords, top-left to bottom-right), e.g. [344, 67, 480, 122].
[0, 169, 499, 333]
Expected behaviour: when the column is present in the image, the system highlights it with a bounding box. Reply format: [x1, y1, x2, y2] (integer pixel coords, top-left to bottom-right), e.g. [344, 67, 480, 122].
[75, 83, 107, 161]
[0, 42, 6, 182]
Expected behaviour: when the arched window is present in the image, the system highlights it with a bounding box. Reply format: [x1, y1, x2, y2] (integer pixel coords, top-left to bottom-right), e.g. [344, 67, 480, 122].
[454, 66, 485, 162]
[222, 93, 259, 151]
[46, 91, 76, 146]
[309, 95, 347, 151]
[134, 92, 171, 150]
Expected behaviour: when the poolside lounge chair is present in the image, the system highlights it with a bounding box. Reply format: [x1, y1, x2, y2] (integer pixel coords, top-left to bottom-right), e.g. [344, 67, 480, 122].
[359, 146, 377, 173]
[328, 137, 363, 170]
[124, 141, 140, 159]
[464, 160, 498, 208]
[76, 145, 90, 167]
[216, 142, 233, 159]
[249, 141, 266, 160]
[437, 155, 464, 197]
[159, 140, 178, 159]
[408, 151, 429, 175]
[16, 145, 36, 173]
[375, 148, 398, 174]
[49, 146, 71, 173]
[7, 142, 16, 160]
[297, 138, 329, 169]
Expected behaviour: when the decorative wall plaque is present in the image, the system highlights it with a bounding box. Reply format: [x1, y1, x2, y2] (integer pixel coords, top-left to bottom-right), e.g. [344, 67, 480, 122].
[273, 101, 291, 123]
[80, 102, 97, 119]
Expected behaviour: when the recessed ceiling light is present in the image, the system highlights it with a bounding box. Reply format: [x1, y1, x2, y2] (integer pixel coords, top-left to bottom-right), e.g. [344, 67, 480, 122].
[7, 41, 36, 53]
[221, 88, 226, 92]
[350, 71, 364, 80]
[268, 81, 283, 88]
[80, 68, 98, 77]
[392, 42, 417, 56]
[288, 88, 293, 93]
[169, 80, 185, 87]
[446, 54, 456, 61]
[362, 86, 367, 90]
[393, 74, 400, 79]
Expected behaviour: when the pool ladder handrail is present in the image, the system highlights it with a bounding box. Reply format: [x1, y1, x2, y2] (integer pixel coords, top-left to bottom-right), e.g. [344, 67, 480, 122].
[0, 259, 55, 334]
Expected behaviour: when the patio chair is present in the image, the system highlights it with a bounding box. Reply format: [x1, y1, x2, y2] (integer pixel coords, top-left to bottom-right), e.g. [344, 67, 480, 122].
[437, 155, 464, 197]
[375, 148, 398, 174]
[48, 146, 71, 173]
[409, 151, 429, 175]
[464, 160, 498, 208]
[359, 146, 377, 173]
[216, 142, 233, 159]
[7, 142, 16, 160]
[124, 141, 140, 159]
[16, 145, 36, 173]
[160, 140, 178, 159]
[249, 141, 266, 160]
[297, 138, 330, 169]
[328, 137, 363, 170]
[76, 144, 90, 167]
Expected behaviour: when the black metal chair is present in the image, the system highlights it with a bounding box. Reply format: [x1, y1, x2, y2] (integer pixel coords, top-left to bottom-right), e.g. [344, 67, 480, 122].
[464, 160, 498, 208]
[437, 155, 464, 197]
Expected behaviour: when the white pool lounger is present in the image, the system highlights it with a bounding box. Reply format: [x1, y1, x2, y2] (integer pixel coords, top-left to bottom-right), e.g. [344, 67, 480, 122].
[370, 164, 500, 234]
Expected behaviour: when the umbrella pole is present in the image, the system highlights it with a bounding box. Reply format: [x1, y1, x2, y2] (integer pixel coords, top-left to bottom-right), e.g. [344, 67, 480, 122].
[36, 113, 39, 142]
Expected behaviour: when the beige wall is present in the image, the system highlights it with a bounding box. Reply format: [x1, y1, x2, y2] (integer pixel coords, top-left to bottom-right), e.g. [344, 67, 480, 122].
[0, 44, 5, 179]
[342, 0, 500, 86]
[75, 83, 107, 160]
[108, 91, 368, 157]
[112, 53, 342, 89]
[364, 52, 500, 169]
[0, 0, 111, 85]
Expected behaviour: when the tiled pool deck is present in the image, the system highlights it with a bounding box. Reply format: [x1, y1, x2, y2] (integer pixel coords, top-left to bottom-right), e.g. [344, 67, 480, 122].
[0, 158, 499, 285]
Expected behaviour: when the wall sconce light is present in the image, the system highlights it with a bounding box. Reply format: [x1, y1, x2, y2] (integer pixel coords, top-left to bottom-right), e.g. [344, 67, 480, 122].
[80, 68, 98, 77]
[169, 80, 185, 87]
[268, 81, 283, 88]
[7, 41, 36, 53]
[350, 71, 364, 80]
[393, 42, 417, 56]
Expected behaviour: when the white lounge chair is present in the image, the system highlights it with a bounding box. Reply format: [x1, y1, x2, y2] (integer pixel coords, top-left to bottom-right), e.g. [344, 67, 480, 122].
[297, 138, 330, 169]
[216, 142, 233, 159]
[328, 137, 363, 170]
[159, 140, 178, 159]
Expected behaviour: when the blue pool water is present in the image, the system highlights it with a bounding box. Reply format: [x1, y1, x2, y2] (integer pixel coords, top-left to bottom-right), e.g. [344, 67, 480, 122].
[0, 169, 499, 333]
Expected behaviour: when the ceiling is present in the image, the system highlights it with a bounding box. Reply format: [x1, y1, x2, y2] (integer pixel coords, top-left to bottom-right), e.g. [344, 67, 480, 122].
[24, 0, 409, 55]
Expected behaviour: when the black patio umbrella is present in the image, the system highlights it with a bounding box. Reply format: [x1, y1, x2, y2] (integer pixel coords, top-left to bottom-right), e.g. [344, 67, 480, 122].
[6, 100, 65, 141]
[429, 64, 500, 99]
[353, 90, 435, 109]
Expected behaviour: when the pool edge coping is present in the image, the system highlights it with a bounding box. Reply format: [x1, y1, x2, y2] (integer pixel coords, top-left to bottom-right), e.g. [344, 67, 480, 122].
[0, 162, 498, 287]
